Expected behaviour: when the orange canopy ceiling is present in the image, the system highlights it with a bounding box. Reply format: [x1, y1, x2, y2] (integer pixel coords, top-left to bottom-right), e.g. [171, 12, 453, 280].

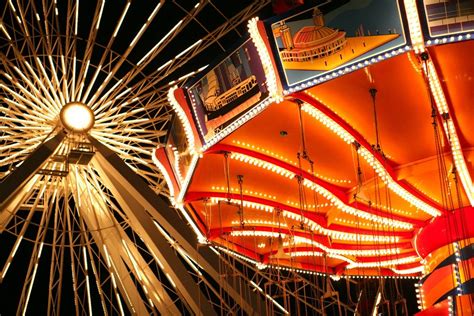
[180, 40, 473, 277]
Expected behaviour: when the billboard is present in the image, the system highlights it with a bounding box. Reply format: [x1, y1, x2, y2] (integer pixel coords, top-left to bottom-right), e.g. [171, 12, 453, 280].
[187, 39, 269, 141]
[266, 0, 408, 88]
[419, 0, 474, 39]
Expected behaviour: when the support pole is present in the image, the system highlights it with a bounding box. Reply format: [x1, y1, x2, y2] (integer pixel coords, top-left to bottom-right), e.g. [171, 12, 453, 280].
[89, 136, 264, 315]
[0, 130, 65, 208]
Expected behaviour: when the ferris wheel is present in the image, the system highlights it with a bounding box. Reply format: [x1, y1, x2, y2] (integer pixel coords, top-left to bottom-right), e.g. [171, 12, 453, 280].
[0, 1, 273, 315]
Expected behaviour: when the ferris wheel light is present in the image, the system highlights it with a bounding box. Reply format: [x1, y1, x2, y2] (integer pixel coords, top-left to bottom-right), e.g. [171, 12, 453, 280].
[60, 102, 95, 133]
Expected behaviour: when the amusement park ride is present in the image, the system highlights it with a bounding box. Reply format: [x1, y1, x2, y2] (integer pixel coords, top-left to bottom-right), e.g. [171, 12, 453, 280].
[0, 0, 473, 315]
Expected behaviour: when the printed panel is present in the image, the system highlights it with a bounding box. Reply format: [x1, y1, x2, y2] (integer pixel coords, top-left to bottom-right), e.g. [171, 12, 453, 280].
[419, 0, 474, 39]
[187, 40, 269, 141]
[267, 0, 408, 88]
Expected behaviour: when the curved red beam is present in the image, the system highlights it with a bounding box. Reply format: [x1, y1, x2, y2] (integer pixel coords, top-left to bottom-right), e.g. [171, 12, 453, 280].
[355, 251, 418, 263]
[262, 246, 417, 263]
[186, 191, 414, 239]
[294, 91, 446, 216]
[204, 144, 425, 227]
[213, 242, 418, 277]
[266, 261, 336, 274]
[414, 206, 474, 258]
[396, 261, 422, 271]
[213, 240, 263, 263]
[208, 226, 413, 252]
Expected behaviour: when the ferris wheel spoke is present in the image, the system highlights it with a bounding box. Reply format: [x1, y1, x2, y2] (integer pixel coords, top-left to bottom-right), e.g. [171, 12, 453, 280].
[91, 1, 208, 110]
[1, 79, 57, 119]
[15, 178, 55, 315]
[1, 54, 58, 116]
[69, 168, 153, 315]
[0, 180, 36, 233]
[20, 60, 63, 113]
[46, 178, 70, 316]
[0, 179, 44, 281]
[83, 1, 163, 108]
[34, 55, 64, 108]
[0, 130, 64, 206]
[0, 135, 49, 153]
[13, 2, 66, 111]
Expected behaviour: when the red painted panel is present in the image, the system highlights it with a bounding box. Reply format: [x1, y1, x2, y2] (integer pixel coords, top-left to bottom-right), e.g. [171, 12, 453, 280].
[415, 206, 474, 258]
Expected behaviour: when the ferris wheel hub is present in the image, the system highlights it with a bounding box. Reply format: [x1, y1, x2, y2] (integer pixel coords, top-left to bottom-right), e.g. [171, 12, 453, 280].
[59, 102, 95, 133]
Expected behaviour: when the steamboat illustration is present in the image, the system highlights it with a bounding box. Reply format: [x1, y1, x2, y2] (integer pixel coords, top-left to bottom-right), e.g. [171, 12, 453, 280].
[273, 8, 400, 71]
[203, 73, 260, 120]
[196, 47, 263, 135]
[190, 40, 268, 139]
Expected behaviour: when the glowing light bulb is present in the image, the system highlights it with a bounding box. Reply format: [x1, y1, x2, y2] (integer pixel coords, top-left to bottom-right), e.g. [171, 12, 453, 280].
[60, 102, 95, 132]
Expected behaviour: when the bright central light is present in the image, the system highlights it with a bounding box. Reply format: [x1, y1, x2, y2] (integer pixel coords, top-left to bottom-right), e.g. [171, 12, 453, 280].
[60, 102, 95, 132]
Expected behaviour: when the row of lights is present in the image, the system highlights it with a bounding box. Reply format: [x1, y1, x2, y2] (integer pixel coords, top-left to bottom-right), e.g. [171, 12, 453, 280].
[426, 33, 472, 46]
[268, 265, 418, 279]
[293, 235, 401, 257]
[229, 230, 402, 257]
[232, 140, 352, 184]
[288, 251, 416, 270]
[201, 98, 275, 151]
[207, 195, 403, 243]
[403, 0, 424, 53]
[230, 230, 280, 238]
[282, 47, 411, 95]
[167, 84, 199, 195]
[453, 242, 463, 296]
[231, 219, 288, 228]
[229, 146, 413, 229]
[286, 200, 331, 209]
[341, 274, 418, 280]
[282, 210, 401, 243]
[167, 86, 196, 157]
[301, 103, 355, 144]
[404, 0, 474, 206]
[448, 296, 454, 316]
[372, 202, 414, 217]
[209, 197, 273, 212]
[302, 95, 441, 218]
[289, 251, 323, 257]
[230, 152, 295, 178]
[335, 217, 373, 228]
[313, 172, 351, 185]
[172, 149, 184, 182]
[214, 245, 419, 279]
[359, 147, 441, 217]
[232, 140, 298, 166]
[424, 60, 474, 206]
[187, 91, 206, 138]
[302, 179, 413, 229]
[247, 17, 282, 103]
[210, 186, 277, 200]
[346, 255, 419, 269]
[415, 282, 425, 310]
[177, 155, 199, 203]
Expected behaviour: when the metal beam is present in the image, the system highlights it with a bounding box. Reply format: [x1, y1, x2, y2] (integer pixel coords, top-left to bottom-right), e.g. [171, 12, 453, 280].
[0, 130, 65, 209]
[89, 136, 265, 315]
[92, 158, 212, 315]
